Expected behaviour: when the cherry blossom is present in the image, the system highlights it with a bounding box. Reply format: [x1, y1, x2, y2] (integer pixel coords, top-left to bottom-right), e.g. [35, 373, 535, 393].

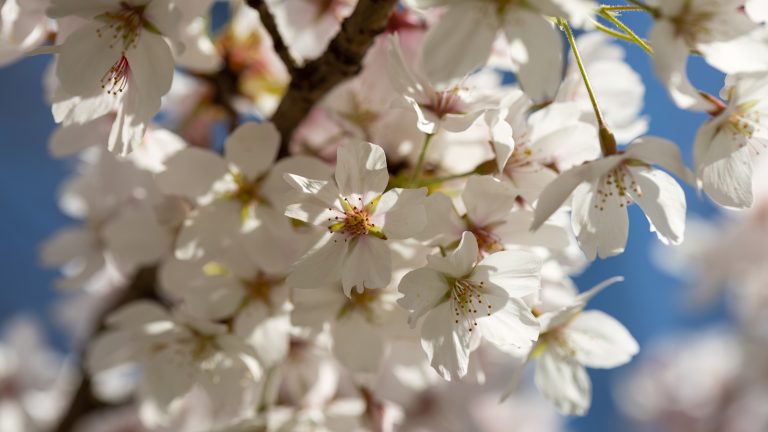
[87, 300, 263, 427]
[398, 232, 541, 380]
[649, 0, 768, 110]
[694, 72, 768, 208]
[47, 0, 181, 154]
[284, 140, 427, 296]
[532, 136, 693, 260]
[531, 277, 639, 415]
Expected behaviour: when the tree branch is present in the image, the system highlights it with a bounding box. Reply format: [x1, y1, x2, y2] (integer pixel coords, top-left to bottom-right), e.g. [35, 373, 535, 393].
[53, 266, 159, 432]
[245, 0, 298, 74]
[269, 0, 398, 158]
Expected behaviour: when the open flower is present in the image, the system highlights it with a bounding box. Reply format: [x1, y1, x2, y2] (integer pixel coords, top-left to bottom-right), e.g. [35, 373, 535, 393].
[398, 232, 541, 381]
[532, 277, 639, 415]
[87, 301, 263, 427]
[532, 136, 693, 260]
[284, 140, 427, 296]
[387, 34, 490, 135]
[421, 175, 570, 255]
[0, 0, 51, 66]
[485, 90, 599, 203]
[157, 121, 329, 258]
[649, 0, 768, 110]
[47, 0, 180, 154]
[694, 72, 768, 208]
[412, 0, 595, 100]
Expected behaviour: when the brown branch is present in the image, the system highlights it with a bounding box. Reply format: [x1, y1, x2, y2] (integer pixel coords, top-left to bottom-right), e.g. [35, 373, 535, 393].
[53, 266, 159, 432]
[246, 0, 298, 74]
[269, 0, 398, 158]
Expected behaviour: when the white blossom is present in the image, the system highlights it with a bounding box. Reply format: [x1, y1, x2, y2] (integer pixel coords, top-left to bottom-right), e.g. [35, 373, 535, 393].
[398, 232, 541, 380]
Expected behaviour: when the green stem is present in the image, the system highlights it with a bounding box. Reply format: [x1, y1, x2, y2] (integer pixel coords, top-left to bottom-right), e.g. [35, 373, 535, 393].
[410, 133, 435, 186]
[559, 18, 617, 155]
[600, 5, 644, 12]
[598, 10, 653, 55]
[592, 21, 640, 44]
[559, 18, 605, 129]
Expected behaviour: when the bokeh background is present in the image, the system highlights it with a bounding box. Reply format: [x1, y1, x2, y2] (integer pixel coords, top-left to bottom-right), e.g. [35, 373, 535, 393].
[0, 10, 730, 431]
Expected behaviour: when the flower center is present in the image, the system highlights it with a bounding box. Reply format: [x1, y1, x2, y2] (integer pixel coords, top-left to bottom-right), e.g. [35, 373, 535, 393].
[468, 223, 504, 255]
[244, 273, 282, 306]
[594, 164, 642, 211]
[327, 197, 387, 240]
[423, 87, 464, 119]
[450, 279, 492, 332]
[670, 4, 714, 45]
[101, 55, 130, 95]
[728, 102, 762, 148]
[96, 2, 146, 51]
[337, 288, 382, 322]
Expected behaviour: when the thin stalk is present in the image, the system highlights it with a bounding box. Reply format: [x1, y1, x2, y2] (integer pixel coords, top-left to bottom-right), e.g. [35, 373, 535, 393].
[559, 18, 617, 155]
[592, 20, 639, 44]
[410, 133, 435, 185]
[559, 18, 606, 129]
[598, 9, 653, 54]
[600, 5, 644, 12]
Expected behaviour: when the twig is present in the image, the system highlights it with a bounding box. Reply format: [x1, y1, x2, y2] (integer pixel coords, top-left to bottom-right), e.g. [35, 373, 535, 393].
[53, 266, 160, 432]
[269, 0, 399, 158]
[245, 0, 298, 74]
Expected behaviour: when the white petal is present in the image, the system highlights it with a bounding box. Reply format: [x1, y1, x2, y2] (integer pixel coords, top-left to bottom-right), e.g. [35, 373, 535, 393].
[486, 112, 516, 171]
[427, 231, 478, 278]
[502, 10, 563, 101]
[56, 22, 121, 97]
[332, 313, 384, 373]
[341, 236, 392, 295]
[283, 173, 340, 208]
[531, 165, 589, 231]
[477, 297, 539, 354]
[625, 136, 694, 184]
[398, 267, 450, 327]
[102, 206, 171, 270]
[534, 349, 592, 416]
[378, 187, 428, 239]
[474, 250, 541, 298]
[335, 140, 389, 197]
[699, 35, 768, 74]
[39, 227, 96, 267]
[142, 348, 196, 414]
[225, 121, 280, 180]
[420, 302, 472, 381]
[571, 180, 628, 260]
[648, 21, 712, 111]
[701, 146, 754, 208]
[47, 0, 117, 18]
[746, 0, 768, 22]
[419, 3, 498, 87]
[286, 235, 348, 290]
[628, 168, 687, 245]
[462, 175, 518, 226]
[564, 310, 639, 369]
[156, 148, 228, 198]
[496, 210, 570, 250]
[235, 306, 291, 367]
[125, 32, 175, 103]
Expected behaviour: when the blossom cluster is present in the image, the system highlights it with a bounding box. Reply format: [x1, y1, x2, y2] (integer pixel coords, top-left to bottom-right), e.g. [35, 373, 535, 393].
[1, 0, 767, 431]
